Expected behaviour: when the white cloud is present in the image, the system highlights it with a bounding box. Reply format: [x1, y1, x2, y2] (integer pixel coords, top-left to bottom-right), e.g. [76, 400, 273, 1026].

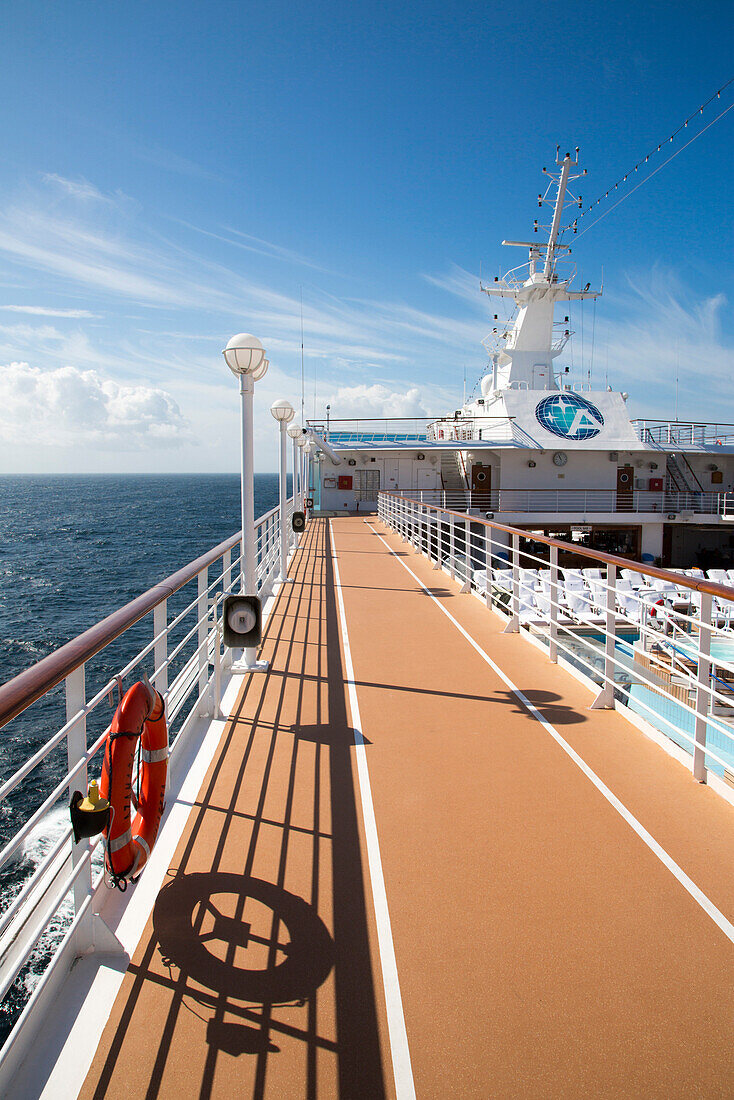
[586, 267, 734, 420]
[176, 218, 333, 274]
[320, 383, 429, 420]
[42, 174, 111, 203]
[0, 362, 193, 449]
[0, 305, 98, 318]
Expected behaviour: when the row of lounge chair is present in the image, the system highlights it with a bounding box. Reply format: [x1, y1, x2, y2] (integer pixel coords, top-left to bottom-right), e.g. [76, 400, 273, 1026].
[469, 564, 734, 626]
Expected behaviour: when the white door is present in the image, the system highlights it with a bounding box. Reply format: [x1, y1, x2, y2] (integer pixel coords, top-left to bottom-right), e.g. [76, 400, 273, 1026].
[383, 459, 399, 492]
[397, 458, 413, 489]
[533, 363, 548, 389]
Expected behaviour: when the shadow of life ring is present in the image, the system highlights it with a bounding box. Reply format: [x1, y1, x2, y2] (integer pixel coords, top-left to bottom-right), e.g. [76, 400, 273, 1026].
[100, 681, 167, 887]
[154, 873, 334, 1004]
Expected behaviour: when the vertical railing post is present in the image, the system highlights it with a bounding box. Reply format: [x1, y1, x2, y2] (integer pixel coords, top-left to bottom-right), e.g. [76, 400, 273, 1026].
[693, 592, 712, 781]
[483, 526, 491, 608]
[66, 663, 93, 952]
[449, 514, 455, 579]
[213, 620, 223, 719]
[223, 548, 232, 595]
[591, 564, 616, 708]
[198, 567, 209, 713]
[433, 508, 441, 569]
[503, 532, 520, 632]
[486, 523, 494, 609]
[549, 544, 558, 661]
[153, 599, 168, 696]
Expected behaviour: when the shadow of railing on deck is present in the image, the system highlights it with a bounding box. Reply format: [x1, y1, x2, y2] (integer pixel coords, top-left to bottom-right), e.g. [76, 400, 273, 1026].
[86, 519, 387, 1100]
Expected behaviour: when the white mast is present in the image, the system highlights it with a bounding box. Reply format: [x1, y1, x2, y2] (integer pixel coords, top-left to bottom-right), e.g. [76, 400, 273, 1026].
[475, 146, 601, 397]
[544, 149, 574, 279]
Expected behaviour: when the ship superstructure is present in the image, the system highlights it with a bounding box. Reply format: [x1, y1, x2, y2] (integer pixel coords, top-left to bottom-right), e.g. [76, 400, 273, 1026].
[311, 151, 734, 569]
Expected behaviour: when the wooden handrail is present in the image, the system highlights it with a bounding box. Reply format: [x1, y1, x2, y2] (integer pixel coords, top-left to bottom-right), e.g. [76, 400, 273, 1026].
[384, 493, 734, 602]
[0, 531, 241, 731]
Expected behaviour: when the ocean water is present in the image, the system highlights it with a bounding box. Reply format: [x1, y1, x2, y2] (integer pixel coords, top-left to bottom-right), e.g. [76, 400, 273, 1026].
[0, 473, 284, 1045]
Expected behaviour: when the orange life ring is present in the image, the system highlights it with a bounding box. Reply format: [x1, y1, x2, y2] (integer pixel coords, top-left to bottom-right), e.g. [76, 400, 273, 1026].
[649, 597, 666, 620]
[100, 681, 167, 888]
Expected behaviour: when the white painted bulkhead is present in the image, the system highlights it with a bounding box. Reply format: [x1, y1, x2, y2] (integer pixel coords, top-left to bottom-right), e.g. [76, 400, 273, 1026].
[317, 450, 442, 511]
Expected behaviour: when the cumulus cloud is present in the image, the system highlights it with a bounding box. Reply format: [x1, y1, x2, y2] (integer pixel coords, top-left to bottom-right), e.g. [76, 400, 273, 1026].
[0, 362, 193, 449]
[321, 383, 428, 419]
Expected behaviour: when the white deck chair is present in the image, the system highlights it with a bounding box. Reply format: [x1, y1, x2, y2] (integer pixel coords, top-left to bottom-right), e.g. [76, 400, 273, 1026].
[689, 590, 730, 628]
[587, 578, 609, 613]
[615, 578, 643, 622]
[472, 568, 487, 593]
[534, 586, 552, 617]
[564, 579, 595, 618]
[706, 568, 729, 584]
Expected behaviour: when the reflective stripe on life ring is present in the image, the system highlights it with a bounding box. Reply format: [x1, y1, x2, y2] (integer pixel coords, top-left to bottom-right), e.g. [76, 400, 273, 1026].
[100, 681, 167, 884]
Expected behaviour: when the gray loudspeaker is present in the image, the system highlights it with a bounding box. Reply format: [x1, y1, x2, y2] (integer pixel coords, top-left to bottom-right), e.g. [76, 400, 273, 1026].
[305, 497, 314, 508]
[222, 594, 262, 648]
[292, 511, 305, 532]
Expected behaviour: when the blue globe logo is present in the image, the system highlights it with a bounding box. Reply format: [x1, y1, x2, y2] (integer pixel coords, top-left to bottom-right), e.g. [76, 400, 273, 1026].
[535, 393, 604, 440]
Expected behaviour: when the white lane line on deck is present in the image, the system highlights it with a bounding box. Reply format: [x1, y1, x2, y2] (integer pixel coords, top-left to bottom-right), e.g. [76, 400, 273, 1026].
[366, 521, 734, 948]
[330, 521, 416, 1100]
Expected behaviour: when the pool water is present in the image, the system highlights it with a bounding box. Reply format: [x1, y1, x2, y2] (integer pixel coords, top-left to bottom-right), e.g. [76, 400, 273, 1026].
[549, 628, 734, 777]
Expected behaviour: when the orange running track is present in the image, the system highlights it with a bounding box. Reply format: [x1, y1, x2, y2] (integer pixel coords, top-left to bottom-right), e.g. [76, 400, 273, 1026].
[81, 516, 734, 1099]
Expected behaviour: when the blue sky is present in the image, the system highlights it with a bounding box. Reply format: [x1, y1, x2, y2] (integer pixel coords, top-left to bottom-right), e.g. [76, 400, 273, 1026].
[0, 0, 731, 472]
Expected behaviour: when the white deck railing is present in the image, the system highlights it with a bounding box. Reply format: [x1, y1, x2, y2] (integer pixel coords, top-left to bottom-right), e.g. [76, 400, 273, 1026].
[400, 488, 729, 515]
[0, 498, 296, 1062]
[378, 491, 734, 791]
[633, 419, 734, 446]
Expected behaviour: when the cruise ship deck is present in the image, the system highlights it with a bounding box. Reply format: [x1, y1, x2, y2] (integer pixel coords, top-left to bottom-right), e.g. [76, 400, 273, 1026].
[78, 516, 734, 1099]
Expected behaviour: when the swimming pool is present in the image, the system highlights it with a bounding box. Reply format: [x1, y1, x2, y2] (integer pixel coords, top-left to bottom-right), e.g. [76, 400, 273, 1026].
[549, 628, 734, 777]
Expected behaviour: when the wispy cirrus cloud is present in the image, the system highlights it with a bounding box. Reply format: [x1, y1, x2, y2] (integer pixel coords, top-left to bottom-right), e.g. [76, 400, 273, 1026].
[0, 175, 493, 412]
[176, 218, 333, 274]
[571, 265, 733, 420]
[42, 173, 112, 203]
[0, 304, 98, 318]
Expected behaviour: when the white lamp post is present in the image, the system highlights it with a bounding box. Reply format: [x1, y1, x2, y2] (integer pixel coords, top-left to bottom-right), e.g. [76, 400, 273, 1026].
[311, 448, 322, 512]
[223, 333, 269, 672]
[287, 422, 302, 549]
[303, 441, 314, 512]
[270, 399, 295, 581]
[296, 433, 307, 513]
[287, 423, 302, 510]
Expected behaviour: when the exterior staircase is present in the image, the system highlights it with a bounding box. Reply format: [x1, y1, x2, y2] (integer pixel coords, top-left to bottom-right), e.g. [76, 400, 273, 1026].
[666, 453, 704, 493]
[440, 450, 467, 491]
